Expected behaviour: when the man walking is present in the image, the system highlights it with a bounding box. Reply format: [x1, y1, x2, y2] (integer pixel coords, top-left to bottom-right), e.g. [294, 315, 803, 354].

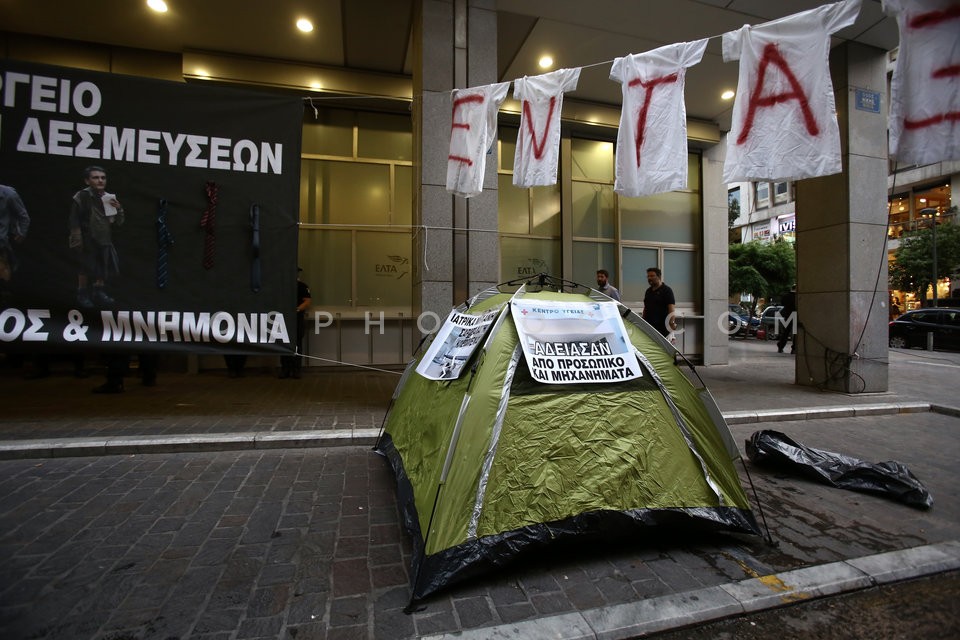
[596, 269, 621, 301]
[642, 267, 676, 337]
[280, 269, 312, 379]
[777, 284, 797, 354]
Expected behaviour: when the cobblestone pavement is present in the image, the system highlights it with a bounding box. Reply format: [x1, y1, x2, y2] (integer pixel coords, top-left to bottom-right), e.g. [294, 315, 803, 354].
[1, 410, 957, 639]
[1, 343, 959, 638]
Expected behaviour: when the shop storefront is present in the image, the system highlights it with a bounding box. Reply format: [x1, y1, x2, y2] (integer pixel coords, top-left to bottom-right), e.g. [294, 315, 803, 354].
[887, 179, 956, 313]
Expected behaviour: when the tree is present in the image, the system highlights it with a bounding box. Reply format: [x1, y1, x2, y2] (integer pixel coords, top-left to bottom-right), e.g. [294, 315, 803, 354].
[728, 193, 742, 244]
[729, 238, 796, 314]
[728, 197, 740, 228]
[890, 212, 960, 302]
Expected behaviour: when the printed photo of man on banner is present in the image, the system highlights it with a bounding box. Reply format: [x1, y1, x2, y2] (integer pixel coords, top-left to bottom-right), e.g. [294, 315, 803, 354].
[511, 299, 641, 384]
[0, 59, 302, 356]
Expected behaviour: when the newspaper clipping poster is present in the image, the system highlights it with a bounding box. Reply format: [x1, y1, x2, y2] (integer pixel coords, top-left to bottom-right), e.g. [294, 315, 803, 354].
[416, 306, 503, 380]
[511, 299, 641, 384]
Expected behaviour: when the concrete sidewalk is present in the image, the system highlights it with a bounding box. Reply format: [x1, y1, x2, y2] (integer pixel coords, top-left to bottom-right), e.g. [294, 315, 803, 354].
[1, 341, 958, 639]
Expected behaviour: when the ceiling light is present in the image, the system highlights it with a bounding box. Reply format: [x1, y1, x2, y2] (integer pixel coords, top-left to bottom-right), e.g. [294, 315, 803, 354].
[147, 0, 168, 12]
[296, 18, 314, 33]
[721, 90, 735, 100]
[309, 81, 322, 91]
[538, 55, 553, 69]
[194, 69, 210, 78]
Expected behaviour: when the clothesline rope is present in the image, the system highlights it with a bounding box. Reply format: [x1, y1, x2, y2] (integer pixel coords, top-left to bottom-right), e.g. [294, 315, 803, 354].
[298, 3, 840, 107]
[297, 222, 498, 233]
[299, 351, 403, 375]
[303, 25, 732, 107]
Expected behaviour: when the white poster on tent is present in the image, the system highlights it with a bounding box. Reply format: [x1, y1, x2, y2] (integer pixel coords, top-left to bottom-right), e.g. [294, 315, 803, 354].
[416, 306, 503, 380]
[511, 299, 642, 384]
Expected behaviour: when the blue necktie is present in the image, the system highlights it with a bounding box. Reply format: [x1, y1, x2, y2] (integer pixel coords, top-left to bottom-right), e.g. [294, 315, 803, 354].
[250, 204, 261, 292]
[156, 199, 174, 288]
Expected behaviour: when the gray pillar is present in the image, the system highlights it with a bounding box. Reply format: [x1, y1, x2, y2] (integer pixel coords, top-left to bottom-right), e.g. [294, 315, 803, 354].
[703, 136, 730, 366]
[412, 0, 499, 329]
[796, 42, 889, 393]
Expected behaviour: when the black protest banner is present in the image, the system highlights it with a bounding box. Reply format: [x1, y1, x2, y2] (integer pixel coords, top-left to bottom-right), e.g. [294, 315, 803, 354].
[0, 60, 301, 355]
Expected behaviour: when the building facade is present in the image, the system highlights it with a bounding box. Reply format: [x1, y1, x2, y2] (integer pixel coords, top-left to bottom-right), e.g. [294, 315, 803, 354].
[1, 1, 898, 383]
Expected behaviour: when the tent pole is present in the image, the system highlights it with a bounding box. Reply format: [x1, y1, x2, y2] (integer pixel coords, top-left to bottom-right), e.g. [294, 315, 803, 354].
[739, 457, 776, 545]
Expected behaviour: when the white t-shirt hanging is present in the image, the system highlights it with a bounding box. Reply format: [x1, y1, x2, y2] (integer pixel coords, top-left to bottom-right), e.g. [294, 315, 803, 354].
[722, 0, 862, 182]
[446, 82, 511, 198]
[884, 0, 960, 165]
[610, 39, 708, 198]
[512, 68, 581, 188]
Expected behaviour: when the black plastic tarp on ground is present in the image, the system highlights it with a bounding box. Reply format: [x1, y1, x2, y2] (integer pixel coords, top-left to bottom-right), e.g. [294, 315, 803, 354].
[746, 429, 933, 509]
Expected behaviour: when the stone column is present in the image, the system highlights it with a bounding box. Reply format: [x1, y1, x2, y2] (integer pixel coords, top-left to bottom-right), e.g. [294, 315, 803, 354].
[703, 136, 730, 366]
[412, 0, 499, 331]
[795, 42, 889, 393]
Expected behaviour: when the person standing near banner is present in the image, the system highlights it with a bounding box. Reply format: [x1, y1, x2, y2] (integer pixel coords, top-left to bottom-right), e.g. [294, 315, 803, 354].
[642, 267, 676, 337]
[0, 184, 30, 306]
[595, 269, 621, 302]
[777, 284, 797, 354]
[69, 166, 124, 308]
[280, 269, 311, 379]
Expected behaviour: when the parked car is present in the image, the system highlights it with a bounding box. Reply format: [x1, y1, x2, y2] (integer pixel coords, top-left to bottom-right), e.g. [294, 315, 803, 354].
[728, 304, 759, 337]
[888, 308, 960, 350]
[726, 311, 750, 338]
[758, 305, 784, 339]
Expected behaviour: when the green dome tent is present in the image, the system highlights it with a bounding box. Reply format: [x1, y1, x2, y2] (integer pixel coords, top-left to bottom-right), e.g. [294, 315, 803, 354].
[376, 276, 761, 604]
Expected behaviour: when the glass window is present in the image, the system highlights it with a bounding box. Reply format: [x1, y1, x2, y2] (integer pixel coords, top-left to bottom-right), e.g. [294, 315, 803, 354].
[571, 139, 614, 181]
[302, 109, 354, 157]
[358, 112, 412, 161]
[531, 184, 561, 236]
[500, 236, 560, 281]
[393, 165, 413, 226]
[621, 247, 658, 302]
[355, 232, 412, 307]
[498, 127, 517, 172]
[300, 230, 352, 306]
[572, 182, 615, 239]
[310, 161, 391, 225]
[728, 187, 741, 225]
[498, 174, 530, 234]
[686, 153, 701, 192]
[888, 191, 910, 237]
[620, 191, 700, 244]
[572, 241, 615, 288]
[663, 249, 699, 304]
[756, 182, 770, 208]
[774, 181, 790, 203]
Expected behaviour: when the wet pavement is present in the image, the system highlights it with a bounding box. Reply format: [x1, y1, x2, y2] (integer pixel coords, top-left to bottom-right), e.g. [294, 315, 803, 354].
[0, 340, 958, 639]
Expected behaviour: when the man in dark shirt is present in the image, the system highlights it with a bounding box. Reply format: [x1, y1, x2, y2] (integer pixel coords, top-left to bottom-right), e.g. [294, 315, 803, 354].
[777, 285, 797, 354]
[280, 269, 312, 379]
[642, 267, 676, 337]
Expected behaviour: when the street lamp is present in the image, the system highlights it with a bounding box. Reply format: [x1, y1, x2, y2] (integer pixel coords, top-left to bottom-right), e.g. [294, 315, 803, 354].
[920, 208, 938, 307]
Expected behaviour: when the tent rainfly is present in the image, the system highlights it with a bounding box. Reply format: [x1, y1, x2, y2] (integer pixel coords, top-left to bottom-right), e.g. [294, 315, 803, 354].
[375, 277, 761, 603]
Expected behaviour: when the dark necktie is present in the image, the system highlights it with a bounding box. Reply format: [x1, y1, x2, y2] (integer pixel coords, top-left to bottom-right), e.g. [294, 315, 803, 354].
[200, 181, 218, 270]
[156, 199, 174, 288]
[250, 204, 261, 292]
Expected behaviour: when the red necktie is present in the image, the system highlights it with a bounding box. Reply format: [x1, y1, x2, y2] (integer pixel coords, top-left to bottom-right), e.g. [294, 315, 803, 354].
[200, 181, 218, 270]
